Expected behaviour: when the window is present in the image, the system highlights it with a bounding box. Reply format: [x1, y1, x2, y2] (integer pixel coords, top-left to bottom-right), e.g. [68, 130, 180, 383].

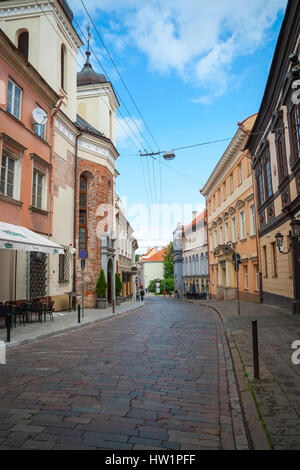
[34, 122, 46, 140]
[79, 175, 88, 251]
[213, 195, 216, 211]
[17, 31, 29, 59]
[219, 225, 223, 244]
[32, 170, 43, 209]
[232, 217, 237, 243]
[225, 222, 229, 243]
[275, 119, 287, 182]
[210, 232, 213, 251]
[240, 211, 246, 239]
[61, 44, 66, 91]
[263, 156, 273, 200]
[7, 79, 21, 119]
[238, 162, 242, 185]
[271, 242, 278, 277]
[257, 168, 265, 207]
[0, 152, 15, 198]
[214, 229, 218, 248]
[223, 182, 227, 200]
[290, 105, 300, 162]
[244, 265, 248, 290]
[59, 247, 70, 284]
[263, 245, 268, 277]
[250, 204, 256, 236]
[218, 188, 221, 206]
[230, 172, 234, 192]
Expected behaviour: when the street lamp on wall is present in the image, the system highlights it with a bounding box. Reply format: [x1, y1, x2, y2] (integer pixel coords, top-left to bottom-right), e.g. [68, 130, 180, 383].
[275, 219, 300, 254]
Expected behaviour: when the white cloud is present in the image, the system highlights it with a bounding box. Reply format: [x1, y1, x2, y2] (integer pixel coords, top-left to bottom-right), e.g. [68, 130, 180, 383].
[69, 0, 287, 103]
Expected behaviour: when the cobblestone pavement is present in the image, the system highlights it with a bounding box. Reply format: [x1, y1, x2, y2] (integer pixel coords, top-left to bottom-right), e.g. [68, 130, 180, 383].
[0, 296, 248, 450]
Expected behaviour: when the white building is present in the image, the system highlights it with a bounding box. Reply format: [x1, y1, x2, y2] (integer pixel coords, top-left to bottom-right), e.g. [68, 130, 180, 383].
[115, 196, 138, 300]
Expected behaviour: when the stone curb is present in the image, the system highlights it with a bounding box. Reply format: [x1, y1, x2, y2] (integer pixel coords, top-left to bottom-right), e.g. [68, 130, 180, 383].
[6, 303, 144, 350]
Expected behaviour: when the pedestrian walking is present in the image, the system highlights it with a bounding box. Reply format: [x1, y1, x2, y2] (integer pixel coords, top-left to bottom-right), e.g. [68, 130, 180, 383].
[136, 287, 140, 302]
[140, 287, 145, 301]
[163, 289, 166, 298]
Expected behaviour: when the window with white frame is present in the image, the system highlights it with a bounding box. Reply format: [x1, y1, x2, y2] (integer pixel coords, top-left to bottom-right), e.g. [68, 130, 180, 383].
[34, 122, 46, 140]
[238, 162, 242, 185]
[232, 216, 237, 243]
[250, 204, 256, 236]
[0, 152, 15, 198]
[32, 169, 44, 209]
[225, 222, 229, 243]
[7, 79, 22, 119]
[240, 211, 246, 239]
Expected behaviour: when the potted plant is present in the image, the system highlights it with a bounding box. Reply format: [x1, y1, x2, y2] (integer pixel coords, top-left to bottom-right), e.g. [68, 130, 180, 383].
[96, 269, 108, 309]
[115, 273, 123, 306]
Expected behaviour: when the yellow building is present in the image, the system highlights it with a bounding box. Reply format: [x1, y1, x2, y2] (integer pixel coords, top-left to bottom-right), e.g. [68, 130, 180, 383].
[201, 115, 259, 302]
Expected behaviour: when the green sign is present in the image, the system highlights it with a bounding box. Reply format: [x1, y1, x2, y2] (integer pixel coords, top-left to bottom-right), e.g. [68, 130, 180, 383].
[4, 243, 13, 249]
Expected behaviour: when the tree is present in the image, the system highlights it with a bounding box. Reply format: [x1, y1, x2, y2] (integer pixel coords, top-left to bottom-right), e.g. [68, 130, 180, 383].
[96, 269, 108, 298]
[163, 242, 174, 279]
[115, 273, 123, 296]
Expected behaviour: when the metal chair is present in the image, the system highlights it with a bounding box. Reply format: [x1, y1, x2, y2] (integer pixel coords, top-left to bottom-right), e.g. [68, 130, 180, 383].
[45, 301, 55, 322]
[29, 301, 43, 323]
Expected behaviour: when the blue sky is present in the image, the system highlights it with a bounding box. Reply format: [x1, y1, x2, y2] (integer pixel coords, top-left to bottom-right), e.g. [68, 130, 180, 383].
[69, 0, 287, 251]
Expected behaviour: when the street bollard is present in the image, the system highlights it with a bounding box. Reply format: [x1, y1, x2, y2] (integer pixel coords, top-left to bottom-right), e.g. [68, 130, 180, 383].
[112, 299, 115, 314]
[6, 314, 11, 343]
[78, 304, 81, 324]
[252, 320, 259, 379]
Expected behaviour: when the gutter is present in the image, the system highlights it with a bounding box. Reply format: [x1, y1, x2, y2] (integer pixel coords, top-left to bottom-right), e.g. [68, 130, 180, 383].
[73, 132, 82, 296]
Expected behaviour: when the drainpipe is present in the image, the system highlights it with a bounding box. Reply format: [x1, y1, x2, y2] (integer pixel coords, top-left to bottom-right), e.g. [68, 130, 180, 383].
[73, 132, 82, 298]
[45, 95, 64, 302]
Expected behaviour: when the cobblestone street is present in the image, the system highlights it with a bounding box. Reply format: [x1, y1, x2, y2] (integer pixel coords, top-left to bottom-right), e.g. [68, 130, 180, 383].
[0, 296, 247, 450]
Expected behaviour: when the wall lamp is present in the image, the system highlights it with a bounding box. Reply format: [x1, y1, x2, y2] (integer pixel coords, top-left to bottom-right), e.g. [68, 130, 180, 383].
[275, 219, 300, 254]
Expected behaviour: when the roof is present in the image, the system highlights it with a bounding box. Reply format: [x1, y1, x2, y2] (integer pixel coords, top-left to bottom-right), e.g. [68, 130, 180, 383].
[184, 210, 206, 231]
[77, 49, 107, 86]
[140, 247, 166, 263]
[75, 114, 107, 139]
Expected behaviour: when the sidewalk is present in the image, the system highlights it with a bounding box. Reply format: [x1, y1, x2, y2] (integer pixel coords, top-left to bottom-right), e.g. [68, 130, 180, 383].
[0, 300, 144, 349]
[181, 297, 300, 450]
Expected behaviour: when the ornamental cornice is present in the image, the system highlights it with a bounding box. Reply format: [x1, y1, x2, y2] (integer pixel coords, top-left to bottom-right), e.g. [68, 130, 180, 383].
[0, 1, 82, 49]
[201, 129, 247, 196]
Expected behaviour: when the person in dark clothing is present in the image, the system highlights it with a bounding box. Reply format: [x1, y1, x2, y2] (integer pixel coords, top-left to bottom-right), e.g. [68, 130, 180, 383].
[140, 286, 145, 301]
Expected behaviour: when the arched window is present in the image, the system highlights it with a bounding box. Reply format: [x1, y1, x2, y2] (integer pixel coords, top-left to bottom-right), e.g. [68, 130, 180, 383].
[61, 44, 66, 91]
[79, 175, 88, 251]
[18, 31, 29, 59]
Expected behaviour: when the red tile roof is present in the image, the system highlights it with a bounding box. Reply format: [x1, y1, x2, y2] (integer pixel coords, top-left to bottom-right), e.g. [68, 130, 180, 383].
[140, 247, 166, 263]
[184, 210, 207, 231]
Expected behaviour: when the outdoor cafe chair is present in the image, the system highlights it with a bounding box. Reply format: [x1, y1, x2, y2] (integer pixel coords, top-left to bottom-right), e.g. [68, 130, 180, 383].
[44, 301, 55, 322]
[29, 301, 43, 323]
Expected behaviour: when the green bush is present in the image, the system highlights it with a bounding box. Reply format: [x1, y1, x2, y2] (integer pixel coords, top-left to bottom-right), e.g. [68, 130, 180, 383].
[96, 269, 108, 298]
[149, 278, 174, 294]
[115, 273, 123, 296]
